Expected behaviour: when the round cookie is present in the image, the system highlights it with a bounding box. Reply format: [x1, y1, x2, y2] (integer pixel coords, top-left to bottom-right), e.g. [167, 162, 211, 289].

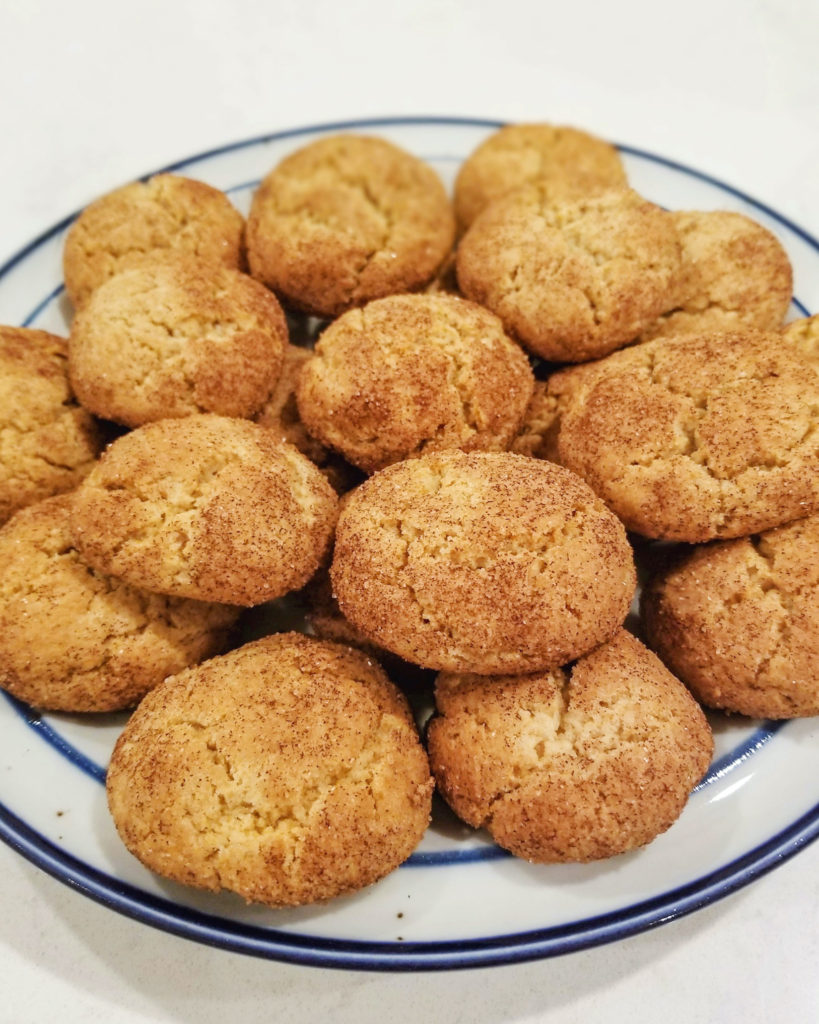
[330, 451, 636, 674]
[0, 326, 101, 524]
[70, 414, 338, 606]
[643, 513, 819, 718]
[639, 210, 793, 341]
[106, 632, 434, 907]
[456, 185, 683, 362]
[63, 173, 244, 308]
[427, 629, 713, 862]
[0, 495, 238, 712]
[782, 313, 819, 366]
[557, 329, 819, 541]
[69, 255, 287, 427]
[246, 134, 455, 317]
[295, 294, 535, 473]
[453, 122, 627, 232]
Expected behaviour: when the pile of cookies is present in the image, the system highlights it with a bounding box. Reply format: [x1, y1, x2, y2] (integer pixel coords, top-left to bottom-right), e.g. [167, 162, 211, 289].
[1, 121, 816, 910]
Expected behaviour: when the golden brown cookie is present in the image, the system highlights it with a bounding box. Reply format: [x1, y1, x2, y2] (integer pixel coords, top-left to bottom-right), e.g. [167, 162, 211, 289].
[509, 380, 562, 461]
[640, 211, 793, 341]
[454, 123, 627, 232]
[456, 186, 683, 362]
[63, 173, 244, 308]
[106, 632, 434, 906]
[0, 495, 237, 712]
[0, 326, 102, 525]
[558, 329, 819, 541]
[68, 255, 287, 427]
[331, 451, 635, 674]
[643, 513, 819, 718]
[295, 294, 535, 473]
[782, 313, 819, 365]
[70, 415, 338, 606]
[246, 135, 455, 317]
[427, 629, 713, 862]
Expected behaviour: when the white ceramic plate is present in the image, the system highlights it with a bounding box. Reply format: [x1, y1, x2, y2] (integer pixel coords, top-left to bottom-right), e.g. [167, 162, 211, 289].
[1, 117, 818, 972]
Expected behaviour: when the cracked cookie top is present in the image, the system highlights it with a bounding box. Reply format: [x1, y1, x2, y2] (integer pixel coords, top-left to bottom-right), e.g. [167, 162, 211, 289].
[70, 414, 338, 606]
[453, 122, 627, 233]
[0, 494, 238, 712]
[63, 173, 245, 309]
[330, 451, 636, 674]
[557, 329, 819, 541]
[68, 254, 288, 427]
[246, 135, 455, 317]
[427, 629, 712, 862]
[106, 632, 434, 907]
[295, 294, 534, 472]
[643, 513, 819, 718]
[639, 210, 793, 341]
[456, 185, 683, 362]
[0, 326, 102, 524]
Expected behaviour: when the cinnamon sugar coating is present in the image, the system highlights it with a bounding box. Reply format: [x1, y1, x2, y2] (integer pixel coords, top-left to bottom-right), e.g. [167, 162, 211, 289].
[296, 294, 534, 473]
[70, 415, 338, 606]
[427, 630, 713, 862]
[330, 451, 635, 674]
[246, 135, 455, 317]
[63, 173, 244, 308]
[106, 633, 433, 906]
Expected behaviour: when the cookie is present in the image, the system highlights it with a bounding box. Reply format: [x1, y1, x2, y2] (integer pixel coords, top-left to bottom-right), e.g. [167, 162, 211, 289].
[454, 123, 627, 232]
[246, 134, 455, 317]
[106, 632, 434, 906]
[427, 629, 713, 862]
[70, 415, 338, 606]
[558, 329, 819, 541]
[643, 513, 819, 718]
[330, 451, 635, 674]
[456, 186, 683, 362]
[0, 325, 102, 525]
[509, 380, 562, 462]
[295, 294, 535, 473]
[782, 313, 819, 366]
[640, 210, 793, 341]
[69, 255, 287, 427]
[63, 173, 244, 308]
[0, 495, 237, 712]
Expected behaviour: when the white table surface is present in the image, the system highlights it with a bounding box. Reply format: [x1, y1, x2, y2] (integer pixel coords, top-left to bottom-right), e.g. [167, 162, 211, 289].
[1, 2, 818, 1021]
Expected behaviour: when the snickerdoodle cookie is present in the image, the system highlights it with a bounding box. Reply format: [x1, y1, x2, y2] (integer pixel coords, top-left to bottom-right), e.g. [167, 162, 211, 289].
[246, 135, 455, 317]
[106, 632, 433, 906]
[456, 186, 683, 362]
[331, 451, 635, 674]
[69, 255, 287, 427]
[70, 415, 338, 606]
[509, 380, 562, 462]
[0, 326, 101, 524]
[643, 513, 819, 718]
[639, 211, 792, 341]
[558, 329, 819, 541]
[63, 174, 244, 308]
[427, 629, 712, 862]
[453, 123, 627, 232]
[782, 313, 819, 365]
[296, 294, 535, 473]
[0, 495, 237, 712]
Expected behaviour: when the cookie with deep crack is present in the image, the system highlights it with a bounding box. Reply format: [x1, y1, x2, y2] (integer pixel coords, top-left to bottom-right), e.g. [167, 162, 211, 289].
[246, 135, 455, 317]
[63, 173, 244, 308]
[70, 415, 338, 606]
[331, 451, 636, 674]
[639, 210, 793, 341]
[456, 185, 683, 362]
[558, 329, 819, 541]
[454, 122, 627, 233]
[69, 255, 287, 427]
[427, 629, 713, 862]
[296, 294, 534, 472]
[106, 632, 434, 906]
[0, 495, 238, 712]
[0, 326, 102, 525]
[643, 513, 819, 718]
